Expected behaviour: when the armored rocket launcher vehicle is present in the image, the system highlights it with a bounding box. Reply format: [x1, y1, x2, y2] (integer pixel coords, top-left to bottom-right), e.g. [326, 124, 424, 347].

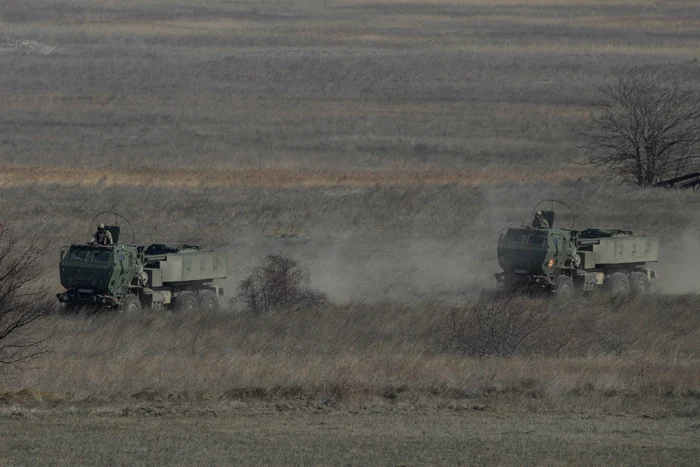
[57, 219, 227, 313]
[494, 202, 659, 297]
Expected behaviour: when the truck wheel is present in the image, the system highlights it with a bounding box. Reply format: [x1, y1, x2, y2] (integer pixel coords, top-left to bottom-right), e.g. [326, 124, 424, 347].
[198, 290, 219, 313]
[630, 272, 650, 295]
[174, 291, 197, 313]
[553, 275, 574, 299]
[121, 294, 141, 314]
[605, 272, 630, 296]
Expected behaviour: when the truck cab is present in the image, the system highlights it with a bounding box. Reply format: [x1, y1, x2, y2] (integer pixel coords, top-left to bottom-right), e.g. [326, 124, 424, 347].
[58, 243, 140, 308]
[495, 226, 579, 292]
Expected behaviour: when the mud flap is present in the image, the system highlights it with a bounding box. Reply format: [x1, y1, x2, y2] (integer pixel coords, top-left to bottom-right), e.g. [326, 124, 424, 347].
[574, 270, 597, 291]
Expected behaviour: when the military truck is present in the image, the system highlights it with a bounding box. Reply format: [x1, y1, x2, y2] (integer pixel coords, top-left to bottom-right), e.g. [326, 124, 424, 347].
[494, 209, 659, 297]
[57, 224, 227, 312]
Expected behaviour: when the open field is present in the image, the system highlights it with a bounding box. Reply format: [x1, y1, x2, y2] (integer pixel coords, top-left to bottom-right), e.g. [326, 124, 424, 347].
[2, 0, 700, 170]
[3, 178, 697, 464]
[1, 297, 700, 465]
[1, 408, 699, 466]
[2, 0, 700, 464]
[4, 297, 700, 402]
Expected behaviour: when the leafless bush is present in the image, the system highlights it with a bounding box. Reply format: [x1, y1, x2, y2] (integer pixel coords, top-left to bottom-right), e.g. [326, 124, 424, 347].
[568, 300, 638, 356]
[443, 293, 573, 357]
[236, 254, 329, 315]
[582, 67, 700, 187]
[589, 320, 638, 356]
[0, 228, 52, 366]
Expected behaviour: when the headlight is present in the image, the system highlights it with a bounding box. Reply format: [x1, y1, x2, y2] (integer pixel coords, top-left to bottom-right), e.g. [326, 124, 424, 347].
[546, 258, 555, 268]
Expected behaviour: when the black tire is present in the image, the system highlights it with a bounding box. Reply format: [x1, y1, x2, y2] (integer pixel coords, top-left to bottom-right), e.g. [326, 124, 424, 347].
[553, 275, 574, 299]
[630, 271, 651, 295]
[605, 272, 630, 296]
[121, 294, 142, 314]
[198, 289, 219, 313]
[174, 291, 197, 313]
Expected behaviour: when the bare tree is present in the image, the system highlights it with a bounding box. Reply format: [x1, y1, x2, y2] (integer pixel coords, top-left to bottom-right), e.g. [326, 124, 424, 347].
[237, 254, 328, 315]
[582, 68, 700, 187]
[0, 228, 51, 366]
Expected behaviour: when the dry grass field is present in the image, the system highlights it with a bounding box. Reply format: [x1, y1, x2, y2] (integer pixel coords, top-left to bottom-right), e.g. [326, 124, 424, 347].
[2, 297, 700, 464]
[2, 0, 700, 464]
[1, 408, 699, 466]
[0, 164, 590, 188]
[2, 408, 698, 466]
[2, 0, 700, 170]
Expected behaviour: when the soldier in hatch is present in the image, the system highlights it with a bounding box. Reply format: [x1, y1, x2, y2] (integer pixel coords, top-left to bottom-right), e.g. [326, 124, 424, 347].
[532, 211, 550, 229]
[90, 223, 113, 245]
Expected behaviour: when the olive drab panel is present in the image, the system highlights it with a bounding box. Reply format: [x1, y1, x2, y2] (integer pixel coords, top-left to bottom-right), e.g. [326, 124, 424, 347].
[590, 236, 659, 265]
[145, 250, 228, 284]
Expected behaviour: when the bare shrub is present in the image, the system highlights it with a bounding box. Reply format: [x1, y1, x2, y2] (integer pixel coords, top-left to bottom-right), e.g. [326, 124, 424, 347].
[443, 293, 572, 357]
[236, 254, 329, 315]
[582, 67, 700, 187]
[0, 228, 52, 366]
[576, 302, 640, 356]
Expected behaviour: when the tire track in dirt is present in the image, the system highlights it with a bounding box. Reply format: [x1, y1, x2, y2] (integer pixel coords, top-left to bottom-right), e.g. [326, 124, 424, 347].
[0, 165, 591, 188]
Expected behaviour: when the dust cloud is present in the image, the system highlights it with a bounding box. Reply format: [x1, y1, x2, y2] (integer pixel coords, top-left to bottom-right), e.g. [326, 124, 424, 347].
[655, 227, 700, 294]
[222, 234, 496, 305]
[219, 190, 700, 303]
[220, 186, 519, 305]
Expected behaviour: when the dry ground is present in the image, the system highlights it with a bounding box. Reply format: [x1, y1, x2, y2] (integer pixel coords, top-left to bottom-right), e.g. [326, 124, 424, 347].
[1, 407, 699, 466]
[2, 0, 700, 464]
[2, 0, 700, 170]
[2, 297, 700, 465]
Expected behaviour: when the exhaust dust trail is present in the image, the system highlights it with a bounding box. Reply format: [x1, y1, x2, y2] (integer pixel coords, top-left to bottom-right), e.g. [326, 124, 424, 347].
[655, 228, 700, 294]
[223, 235, 494, 305]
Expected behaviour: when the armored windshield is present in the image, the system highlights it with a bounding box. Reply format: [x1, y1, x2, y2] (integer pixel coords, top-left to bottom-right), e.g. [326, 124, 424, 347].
[527, 234, 547, 247]
[501, 230, 547, 247]
[502, 231, 525, 244]
[68, 249, 91, 262]
[91, 250, 113, 264]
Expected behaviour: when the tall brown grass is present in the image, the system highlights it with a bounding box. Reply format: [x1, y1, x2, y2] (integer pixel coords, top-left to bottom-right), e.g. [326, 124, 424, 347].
[2, 296, 698, 414]
[2, 0, 700, 417]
